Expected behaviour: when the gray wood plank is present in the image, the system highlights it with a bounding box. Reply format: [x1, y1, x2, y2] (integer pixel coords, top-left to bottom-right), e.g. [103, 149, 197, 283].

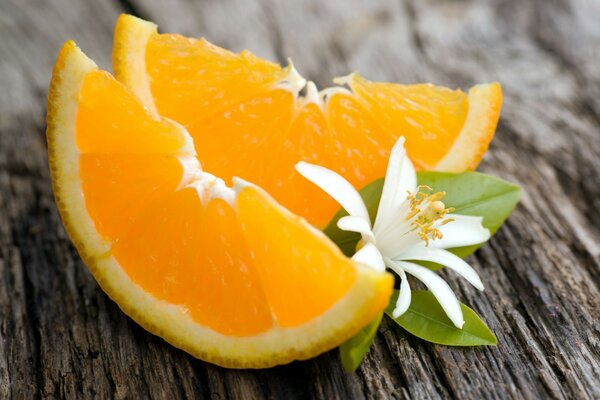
[0, 0, 598, 398]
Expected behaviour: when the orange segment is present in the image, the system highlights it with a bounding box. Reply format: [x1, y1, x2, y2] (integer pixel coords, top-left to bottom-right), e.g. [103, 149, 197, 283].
[196, 196, 272, 336]
[112, 188, 273, 337]
[77, 71, 192, 154]
[267, 102, 339, 225]
[47, 40, 393, 368]
[346, 75, 469, 169]
[113, 14, 502, 228]
[324, 91, 397, 183]
[192, 88, 296, 184]
[237, 185, 356, 327]
[79, 154, 189, 240]
[146, 33, 288, 124]
[434, 82, 503, 171]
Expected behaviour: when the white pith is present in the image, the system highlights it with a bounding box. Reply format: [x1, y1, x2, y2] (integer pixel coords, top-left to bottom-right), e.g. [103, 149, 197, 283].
[275, 60, 306, 94]
[270, 61, 358, 110]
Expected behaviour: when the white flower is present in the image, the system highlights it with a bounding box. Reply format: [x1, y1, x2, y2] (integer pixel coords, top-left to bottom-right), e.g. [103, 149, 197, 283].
[295, 137, 490, 329]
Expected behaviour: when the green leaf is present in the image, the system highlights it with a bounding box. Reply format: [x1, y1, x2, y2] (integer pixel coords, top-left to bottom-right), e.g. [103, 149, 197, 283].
[385, 290, 497, 346]
[417, 171, 521, 260]
[339, 314, 383, 372]
[324, 172, 521, 260]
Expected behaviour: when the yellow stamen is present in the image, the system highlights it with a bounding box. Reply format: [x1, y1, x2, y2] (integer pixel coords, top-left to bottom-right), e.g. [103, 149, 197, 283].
[426, 192, 446, 203]
[405, 187, 455, 246]
[405, 208, 419, 220]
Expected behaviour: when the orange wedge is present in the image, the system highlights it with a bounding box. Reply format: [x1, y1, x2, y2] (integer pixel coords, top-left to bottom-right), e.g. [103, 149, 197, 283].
[113, 14, 503, 228]
[47, 41, 393, 368]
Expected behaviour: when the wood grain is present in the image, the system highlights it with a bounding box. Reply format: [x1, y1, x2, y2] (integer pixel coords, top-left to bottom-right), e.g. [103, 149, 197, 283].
[0, 0, 598, 398]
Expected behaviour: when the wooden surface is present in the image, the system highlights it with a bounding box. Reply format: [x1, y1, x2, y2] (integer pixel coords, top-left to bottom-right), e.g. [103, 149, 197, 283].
[1, 0, 599, 398]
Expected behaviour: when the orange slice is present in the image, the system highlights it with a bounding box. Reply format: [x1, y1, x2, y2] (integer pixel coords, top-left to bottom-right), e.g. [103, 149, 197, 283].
[113, 14, 503, 227]
[47, 41, 393, 368]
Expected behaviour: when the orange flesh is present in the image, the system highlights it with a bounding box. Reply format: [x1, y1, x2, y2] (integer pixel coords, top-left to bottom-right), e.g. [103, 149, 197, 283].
[144, 33, 471, 227]
[77, 71, 187, 154]
[76, 71, 356, 336]
[268, 103, 340, 225]
[237, 188, 356, 327]
[79, 154, 184, 240]
[112, 188, 274, 336]
[348, 77, 469, 169]
[192, 88, 296, 185]
[324, 93, 397, 187]
[146, 34, 286, 125]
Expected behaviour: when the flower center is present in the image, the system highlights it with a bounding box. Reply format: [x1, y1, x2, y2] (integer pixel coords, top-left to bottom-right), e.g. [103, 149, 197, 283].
[406, 185, 455, 246]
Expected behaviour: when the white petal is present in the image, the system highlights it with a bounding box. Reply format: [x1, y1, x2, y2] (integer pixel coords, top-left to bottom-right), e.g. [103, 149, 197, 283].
[394, 274, 412, 318]
[375, 218, 422, 257]
[396, 261, 465, 329]
[352, 243, 385, 272]
[430, 214, 491, 249]
[337, 216, 375, 243]
[384, 258, 412, 318]
[295, 161, 369, 220]
[395, 247, 484, 290]
[373, 137, 417, 232]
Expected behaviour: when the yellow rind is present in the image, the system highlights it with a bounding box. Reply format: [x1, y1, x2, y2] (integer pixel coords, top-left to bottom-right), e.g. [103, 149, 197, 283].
[47, 41, 394, 369]
[113, 14, 158, 115]
[47, 41, 108, 259]
[433, 83, 503, 171]
[94, 252, 392, 368]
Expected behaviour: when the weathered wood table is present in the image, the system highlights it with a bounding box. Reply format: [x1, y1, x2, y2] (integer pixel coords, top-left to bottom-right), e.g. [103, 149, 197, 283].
[1, 0, 599, 398]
